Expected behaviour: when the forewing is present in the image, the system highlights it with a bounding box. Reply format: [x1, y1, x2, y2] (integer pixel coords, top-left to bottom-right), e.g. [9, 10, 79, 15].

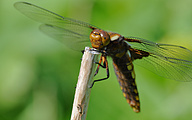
[14, 2, 95, 50]
[125, 36, 192, 81]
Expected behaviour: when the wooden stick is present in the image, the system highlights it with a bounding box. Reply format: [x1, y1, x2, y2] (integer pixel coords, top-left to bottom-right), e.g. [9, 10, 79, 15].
[70, 47, 99, 120]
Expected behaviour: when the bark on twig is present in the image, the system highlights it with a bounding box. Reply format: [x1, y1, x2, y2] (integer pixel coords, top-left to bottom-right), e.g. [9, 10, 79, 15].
[70, 47, 99, 120]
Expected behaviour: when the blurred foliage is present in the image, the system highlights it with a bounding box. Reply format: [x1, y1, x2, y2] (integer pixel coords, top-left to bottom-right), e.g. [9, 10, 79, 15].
[1, 0, 192, 120]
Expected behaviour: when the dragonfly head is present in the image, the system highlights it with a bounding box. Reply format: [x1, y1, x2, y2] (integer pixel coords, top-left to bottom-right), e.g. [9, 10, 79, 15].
[90, 29, 110, 50]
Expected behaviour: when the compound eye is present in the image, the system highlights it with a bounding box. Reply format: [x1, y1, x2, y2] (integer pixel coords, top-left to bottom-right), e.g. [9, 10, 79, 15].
[90, 31, 101, 41]
[95, 33, 99, 35]
[101, 31, 110, 46]
[90, 30, 102, 49]
[89, 29, 110, 49]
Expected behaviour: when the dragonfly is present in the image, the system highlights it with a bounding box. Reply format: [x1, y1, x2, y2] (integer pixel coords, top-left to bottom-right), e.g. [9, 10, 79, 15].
[14, 2, 192, 113]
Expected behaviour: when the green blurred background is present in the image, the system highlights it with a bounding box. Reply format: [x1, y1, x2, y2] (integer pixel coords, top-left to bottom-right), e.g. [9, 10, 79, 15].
[1, 0, 192, 120]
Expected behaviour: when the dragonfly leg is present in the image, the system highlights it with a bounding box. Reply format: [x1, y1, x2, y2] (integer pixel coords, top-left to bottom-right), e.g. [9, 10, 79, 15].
[90, 55, 109, 88]
[94, 61, 106, 68]
[81, 50, 85, 54]
[94, 55, 106, 76]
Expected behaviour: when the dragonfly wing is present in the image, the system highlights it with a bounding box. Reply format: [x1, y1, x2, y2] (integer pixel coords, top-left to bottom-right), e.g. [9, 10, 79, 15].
[39, 24, 91, 50]
[133, 52, 192, 82]
[14, 2, 96, 29]
[125, 36, 192, 81]
[14, 2, 95, 50]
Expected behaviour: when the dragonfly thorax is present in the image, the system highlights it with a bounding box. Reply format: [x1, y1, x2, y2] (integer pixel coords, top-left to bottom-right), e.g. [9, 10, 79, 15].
[106, 34, 129, 58]
[89, 29, 110, 50]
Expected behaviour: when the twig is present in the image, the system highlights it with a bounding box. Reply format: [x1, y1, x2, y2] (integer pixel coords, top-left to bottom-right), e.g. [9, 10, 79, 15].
[70, 47, 99, 120]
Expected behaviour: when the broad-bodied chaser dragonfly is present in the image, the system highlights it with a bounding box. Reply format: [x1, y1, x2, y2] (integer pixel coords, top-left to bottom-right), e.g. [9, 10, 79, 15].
[14, 2, 192, 113]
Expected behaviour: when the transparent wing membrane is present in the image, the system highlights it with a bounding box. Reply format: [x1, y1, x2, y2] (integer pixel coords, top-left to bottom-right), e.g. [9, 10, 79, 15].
[14, 2, 94, 50]
[39, 24, 92, 50]
[125, 37, 192, 81]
